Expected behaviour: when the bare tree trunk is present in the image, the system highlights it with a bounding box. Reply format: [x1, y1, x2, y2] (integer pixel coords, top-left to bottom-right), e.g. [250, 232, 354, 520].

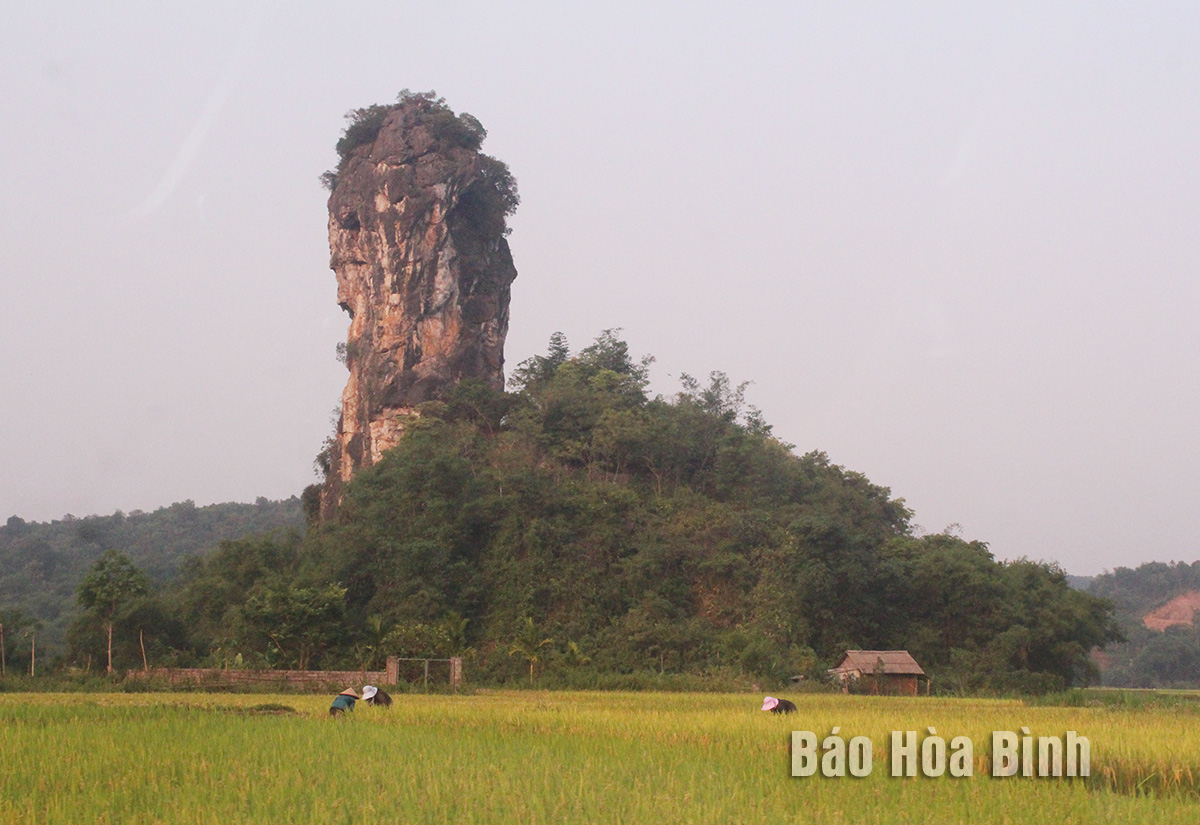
[140, 629, 148, 672]
[107, 621, 113, 675]
[1, 623, 5, 677]
[30, 635, 35, 677]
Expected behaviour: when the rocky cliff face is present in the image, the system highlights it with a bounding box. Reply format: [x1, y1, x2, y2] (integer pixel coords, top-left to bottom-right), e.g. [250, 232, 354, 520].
[319, 94, 518, 518]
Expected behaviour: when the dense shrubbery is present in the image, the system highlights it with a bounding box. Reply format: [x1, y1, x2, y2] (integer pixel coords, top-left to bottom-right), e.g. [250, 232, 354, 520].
[147, 332, 1118, 691]
[321, 90, 498, 191]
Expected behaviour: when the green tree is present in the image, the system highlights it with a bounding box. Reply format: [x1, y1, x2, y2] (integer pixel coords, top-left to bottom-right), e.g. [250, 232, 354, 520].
[382, 620, 453, 658]
[991, 559, 1122, 687]
[0, 607, 33, 677]
[171, 533, 303, 657]
[563, 640, 591, 668]
[509, 617, 554, 685]
[237, 583, 347, 670]
[76, 550, 149, 674]
[439, 610, 475, 658]
[509, 331, 570, 391]
[356, 614, 390, 670]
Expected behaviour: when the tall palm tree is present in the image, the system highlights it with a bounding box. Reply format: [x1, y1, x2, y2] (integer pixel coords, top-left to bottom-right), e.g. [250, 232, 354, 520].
[508, 617, 554, 685]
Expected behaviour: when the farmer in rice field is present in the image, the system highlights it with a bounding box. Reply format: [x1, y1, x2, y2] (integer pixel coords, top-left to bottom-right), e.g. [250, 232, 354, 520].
[362, 685, 393, 707]
[761, 696, 797, 714]
[329, 688, 359, 717]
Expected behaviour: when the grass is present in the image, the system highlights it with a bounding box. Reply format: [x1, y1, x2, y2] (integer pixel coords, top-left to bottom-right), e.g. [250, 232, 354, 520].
[1, 691, 1198, 823]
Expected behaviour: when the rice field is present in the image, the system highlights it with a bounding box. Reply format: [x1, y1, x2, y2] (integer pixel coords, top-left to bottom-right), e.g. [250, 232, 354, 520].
[1, 690, 1198, 823]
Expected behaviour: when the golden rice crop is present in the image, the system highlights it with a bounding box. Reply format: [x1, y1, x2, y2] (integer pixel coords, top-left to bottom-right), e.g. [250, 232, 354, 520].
[0, 691, 1197, 824]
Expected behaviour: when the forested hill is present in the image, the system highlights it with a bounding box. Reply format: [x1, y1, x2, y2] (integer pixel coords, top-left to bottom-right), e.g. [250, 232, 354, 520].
[1088, 561, 1200, 687]
[1089, 562, 1200, 617]
[0, 498, 304, 653]
[142, 331, 1117, 692]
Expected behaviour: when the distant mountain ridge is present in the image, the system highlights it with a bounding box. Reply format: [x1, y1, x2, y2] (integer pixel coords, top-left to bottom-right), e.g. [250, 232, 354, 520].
[1088, 561, 1200, 687]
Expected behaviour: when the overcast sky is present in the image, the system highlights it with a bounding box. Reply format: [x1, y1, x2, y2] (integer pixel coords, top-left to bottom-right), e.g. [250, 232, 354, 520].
[3, 2, 1198, 575]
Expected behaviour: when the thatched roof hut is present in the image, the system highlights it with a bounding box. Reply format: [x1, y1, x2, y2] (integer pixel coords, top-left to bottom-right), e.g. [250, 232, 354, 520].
[829, 650, 926, 696]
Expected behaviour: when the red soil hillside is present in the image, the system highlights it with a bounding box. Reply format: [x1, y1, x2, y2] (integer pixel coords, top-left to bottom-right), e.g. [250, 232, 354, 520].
[1143, 590, 1200, 631]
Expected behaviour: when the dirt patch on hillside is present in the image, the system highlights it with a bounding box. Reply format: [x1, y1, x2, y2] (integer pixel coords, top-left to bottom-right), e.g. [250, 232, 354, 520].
[1143, 591, 1200, 631]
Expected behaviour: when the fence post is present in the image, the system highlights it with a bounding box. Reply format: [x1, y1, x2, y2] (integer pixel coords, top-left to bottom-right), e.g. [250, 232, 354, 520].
[450, 657, 463, 691]
[386, 656, 399, 686]
[424, 659, 429, 690]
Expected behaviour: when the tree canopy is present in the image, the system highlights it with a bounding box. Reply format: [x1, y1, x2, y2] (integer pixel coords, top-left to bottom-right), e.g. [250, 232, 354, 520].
[0, 497, 303, 660]
[8, 333, 1119, 691]
[153, 331, 1119, 692]
[75, 550, 150, 674]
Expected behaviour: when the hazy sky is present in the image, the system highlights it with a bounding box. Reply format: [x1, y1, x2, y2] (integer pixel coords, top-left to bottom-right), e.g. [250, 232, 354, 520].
[3, 2, 1198, 575]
